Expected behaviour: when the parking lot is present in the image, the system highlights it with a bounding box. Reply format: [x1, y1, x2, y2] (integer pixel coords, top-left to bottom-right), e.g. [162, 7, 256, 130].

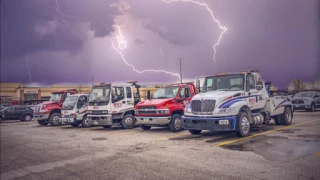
[1, 110, 320, 180]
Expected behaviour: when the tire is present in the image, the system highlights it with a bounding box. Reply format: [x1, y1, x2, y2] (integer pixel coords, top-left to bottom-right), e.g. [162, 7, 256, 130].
[121, 114, 135, 129]
[49, 113, 62, 126]
[278, 106, 293, 125]
[311, 103, 315, 112]
[37, 120, 48, 126]
[235, 112, 250, 137]
[169, 114, 183, 132]
[189, 130, 201, 135]
[23, 114, 32, 121]
[102, 125, 112, 128]
[140, 125, 151, 130]
[71, 123, 80, 127]
[81, 116, 91, 128]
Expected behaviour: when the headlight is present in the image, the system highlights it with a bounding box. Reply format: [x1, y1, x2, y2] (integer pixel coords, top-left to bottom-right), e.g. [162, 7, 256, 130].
[304, 99, 311, 103]
[88, 110, 93, 114]
[102, 110, 108, 114]
[185, 104, 191, 113]
[218, 107, 235, 114]
[134, 110, 139, 114]
[157, 109, 169, 114]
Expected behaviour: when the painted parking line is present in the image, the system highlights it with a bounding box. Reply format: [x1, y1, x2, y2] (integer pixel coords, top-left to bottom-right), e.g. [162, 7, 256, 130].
[216, 119, 317, 147]
[314, 152, 320, 157]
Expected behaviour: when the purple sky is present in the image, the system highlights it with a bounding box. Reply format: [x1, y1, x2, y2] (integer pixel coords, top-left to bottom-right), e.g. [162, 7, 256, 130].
[1, 0, 319, 89]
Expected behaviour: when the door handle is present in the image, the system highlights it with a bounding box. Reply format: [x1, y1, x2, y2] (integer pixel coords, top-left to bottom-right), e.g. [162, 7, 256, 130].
[122, 101, 126, 104]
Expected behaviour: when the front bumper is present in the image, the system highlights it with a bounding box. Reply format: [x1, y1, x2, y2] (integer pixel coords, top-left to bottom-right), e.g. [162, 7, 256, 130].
[60, 117, 76, 123]
[292, 104, 311, 110]
[33, 114, 50, 121]
[88, 114, 112, 126]
[135, 116, 171, 126]
[182, 115, 237, 131]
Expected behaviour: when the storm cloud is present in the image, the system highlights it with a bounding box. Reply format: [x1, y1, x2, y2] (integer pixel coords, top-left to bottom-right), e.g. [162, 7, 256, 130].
[1, 0, 319, 89]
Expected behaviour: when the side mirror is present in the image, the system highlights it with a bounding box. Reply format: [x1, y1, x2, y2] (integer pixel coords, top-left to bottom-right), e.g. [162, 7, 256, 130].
[196, 79, 200, 92]
[147, 90, 151, 100]
[184, 89, 189, 98]
[256, 84, 263, 91]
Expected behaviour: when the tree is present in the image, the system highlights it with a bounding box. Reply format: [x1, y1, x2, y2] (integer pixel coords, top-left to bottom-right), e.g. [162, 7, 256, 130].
[308, 81, 319, 91]
[288, 79, 305, 94]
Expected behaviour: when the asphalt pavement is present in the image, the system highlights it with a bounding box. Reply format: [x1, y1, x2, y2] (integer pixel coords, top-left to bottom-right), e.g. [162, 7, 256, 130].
[1, 110, 320, 180]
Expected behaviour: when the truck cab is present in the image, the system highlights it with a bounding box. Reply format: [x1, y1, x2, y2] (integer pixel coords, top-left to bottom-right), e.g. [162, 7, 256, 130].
[34, 89, 77, 126]
[87, 82, 141, 129]
[59, 94, 90, 127]
[134, 82, 197, 132]
[182, 70, 293, 137]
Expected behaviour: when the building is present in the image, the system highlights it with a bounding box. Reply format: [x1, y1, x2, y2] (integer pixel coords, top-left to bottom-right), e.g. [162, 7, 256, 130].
[0, 82, 159, 105]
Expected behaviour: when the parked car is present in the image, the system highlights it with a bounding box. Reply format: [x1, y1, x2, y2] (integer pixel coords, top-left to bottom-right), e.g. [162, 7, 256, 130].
[0, 106, 34, 123]
[291, 91, 320, 112]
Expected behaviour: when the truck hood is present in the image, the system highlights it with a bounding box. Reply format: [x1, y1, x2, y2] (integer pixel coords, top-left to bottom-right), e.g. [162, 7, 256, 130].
[137, 98, 174, 107]
[39, 101, 60, 106]
[193, 91, 243, 101]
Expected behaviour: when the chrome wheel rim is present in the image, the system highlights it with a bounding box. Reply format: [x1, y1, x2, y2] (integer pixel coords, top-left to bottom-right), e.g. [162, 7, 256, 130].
[241, 117, 250, 134]
[25, 115, 31, 121]
[125, 117, 134, 126]
[174, 117, 181, 130]
[53, 116, 60, 124]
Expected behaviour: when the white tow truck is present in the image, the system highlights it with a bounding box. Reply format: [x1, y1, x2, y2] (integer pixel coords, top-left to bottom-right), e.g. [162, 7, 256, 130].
[59, 94, 90, 127]
[182, 70, 293, 137]
[87, 82, 141, 129]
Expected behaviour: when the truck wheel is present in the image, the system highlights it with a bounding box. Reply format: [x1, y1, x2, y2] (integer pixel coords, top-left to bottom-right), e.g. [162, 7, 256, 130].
[140, 125, 151, 130]
[102, 125, 112, 128]
[23, 114, 32, 121]
[71, 123, 80, 127]
[169, 114, 183, 132]
[121, 114, 135, 129]
[49, 113, 62, 126]
[189, 130, 201, 135]
[311, 103, 315, 112]
[37, 120, 48, 126]
[81, 116, 91, 128]
[235, 112, 250, 137]
[279, 106, 293, 125]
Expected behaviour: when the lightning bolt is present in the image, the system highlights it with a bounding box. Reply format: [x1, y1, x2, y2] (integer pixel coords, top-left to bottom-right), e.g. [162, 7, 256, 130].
[25, 55, 32, 82]
[55, 0, 81, 21]
[162, 0, 227, 62]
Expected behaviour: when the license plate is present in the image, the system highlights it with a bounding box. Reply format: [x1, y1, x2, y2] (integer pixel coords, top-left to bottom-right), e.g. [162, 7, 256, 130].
[93, 122, 98, 125]
[143, 119, 149, 122]
[219, 120, 229, 125]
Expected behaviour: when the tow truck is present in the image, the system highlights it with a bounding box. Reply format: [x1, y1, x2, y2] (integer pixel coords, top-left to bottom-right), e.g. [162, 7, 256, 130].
[182, 70, 293, 137]
[34, 89, 78, 126]
[87, 81, 141, 129]
[59, 94, 90, 127]
[134, 82, 197, 132]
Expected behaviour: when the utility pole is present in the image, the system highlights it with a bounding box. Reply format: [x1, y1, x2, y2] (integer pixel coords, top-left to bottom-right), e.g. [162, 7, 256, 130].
[179, 58, 182, 83]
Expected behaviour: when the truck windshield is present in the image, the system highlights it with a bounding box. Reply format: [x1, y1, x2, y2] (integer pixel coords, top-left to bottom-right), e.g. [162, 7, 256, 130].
[203, 74, 244, 92]
[50, 93, 63, 101]
[89, 87, 111, 103]
[152, 87, 179, 99]
[294, 92, 313, 98]
[62, 96, 78, 110]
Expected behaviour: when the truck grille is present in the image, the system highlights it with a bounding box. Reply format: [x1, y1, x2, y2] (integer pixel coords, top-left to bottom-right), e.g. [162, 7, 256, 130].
[292, 100, 304, 104]
[34, 105, 42, 112]
[91, 110, 104, 115]
[137, 106, 156, 114]
[191, 100, 216, 112]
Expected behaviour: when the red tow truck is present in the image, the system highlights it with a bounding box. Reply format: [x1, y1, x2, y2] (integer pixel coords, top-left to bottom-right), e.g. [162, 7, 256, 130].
[33, 89, 78, 126]
[134, 82, 197, 132]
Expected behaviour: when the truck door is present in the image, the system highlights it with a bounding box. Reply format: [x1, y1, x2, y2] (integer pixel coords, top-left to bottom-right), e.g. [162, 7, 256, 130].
[245, 74, 265, 110]
[179, 86, 192, 108]
[125, 87, 134, 106]
[111, 87, 128, 111]
[77, 95, 88, 119]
